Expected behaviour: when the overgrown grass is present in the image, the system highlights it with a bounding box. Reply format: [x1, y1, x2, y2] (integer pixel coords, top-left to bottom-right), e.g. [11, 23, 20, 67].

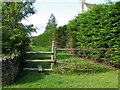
[3, 46, 118, 88]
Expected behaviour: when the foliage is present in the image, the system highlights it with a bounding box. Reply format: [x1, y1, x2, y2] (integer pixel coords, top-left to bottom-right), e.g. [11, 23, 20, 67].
[67, 2, 120, 67]
[34, 29, 56, 47]
[3, 46, 118, 88]
[33, 25, 68, 48]
[45, 14, 57, 32]
[55, 25, 68, 48]
[33, 2, 120, 67]
[2, 2, 35, 54]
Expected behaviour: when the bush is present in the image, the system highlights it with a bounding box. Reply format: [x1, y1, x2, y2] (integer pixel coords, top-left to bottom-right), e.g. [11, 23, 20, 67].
[33, 29, 56, 47]
[2, 2, 35, 54]
[67, 2, 120, 67]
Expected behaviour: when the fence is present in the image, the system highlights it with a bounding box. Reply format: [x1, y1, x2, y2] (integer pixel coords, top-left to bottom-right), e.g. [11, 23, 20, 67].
[56, 47, 116, 71]
[24, 41, 116, 71]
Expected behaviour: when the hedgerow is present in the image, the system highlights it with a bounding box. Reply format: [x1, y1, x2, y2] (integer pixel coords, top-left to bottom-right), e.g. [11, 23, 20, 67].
[34, 25, 68, 48]
[34, 2, 120, 67]
[34, 29, 56, 47]
[67, 2, 120, 67]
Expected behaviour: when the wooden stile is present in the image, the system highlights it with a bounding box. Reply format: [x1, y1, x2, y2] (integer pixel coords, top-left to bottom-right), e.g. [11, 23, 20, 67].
[24, 41, 56, 71]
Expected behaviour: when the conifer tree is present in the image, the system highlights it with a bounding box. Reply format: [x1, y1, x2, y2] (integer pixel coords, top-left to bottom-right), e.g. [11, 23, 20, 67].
[45, 14, 57, 32]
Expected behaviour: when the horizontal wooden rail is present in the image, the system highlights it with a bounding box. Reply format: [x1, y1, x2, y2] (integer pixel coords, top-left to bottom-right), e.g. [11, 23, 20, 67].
[25, 60, 55, 62]
[23, 68, 53, 71]
[25, 51, 54, 54]
[23, 68, 38, 70]
[57, 54, 112, 56]
[63, 67, 103, 71]
[57, 48, 116, 51]
[57, 62, 99, 65]
[57, 54, 76, 56]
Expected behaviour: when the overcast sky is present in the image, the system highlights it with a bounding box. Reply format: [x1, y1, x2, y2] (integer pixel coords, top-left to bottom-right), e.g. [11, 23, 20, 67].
[21, 0, 119, 36]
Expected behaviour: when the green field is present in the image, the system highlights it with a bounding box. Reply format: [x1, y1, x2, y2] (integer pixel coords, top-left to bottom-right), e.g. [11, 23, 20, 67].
[3, 46, 118, 88]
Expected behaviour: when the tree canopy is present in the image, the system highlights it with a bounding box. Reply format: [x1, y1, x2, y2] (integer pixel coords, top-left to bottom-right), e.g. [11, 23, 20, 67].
[2, 2, 36, 54]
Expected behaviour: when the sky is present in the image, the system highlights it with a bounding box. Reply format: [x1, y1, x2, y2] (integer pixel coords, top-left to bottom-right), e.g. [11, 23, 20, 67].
[21, 0, 119, 36]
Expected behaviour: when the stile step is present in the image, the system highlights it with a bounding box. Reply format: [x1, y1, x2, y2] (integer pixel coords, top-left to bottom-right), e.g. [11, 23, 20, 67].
[38, 65, 43, 71]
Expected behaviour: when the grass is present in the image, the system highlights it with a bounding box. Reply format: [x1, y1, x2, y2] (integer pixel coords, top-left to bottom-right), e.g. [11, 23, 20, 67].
[3, 46, 118, 88]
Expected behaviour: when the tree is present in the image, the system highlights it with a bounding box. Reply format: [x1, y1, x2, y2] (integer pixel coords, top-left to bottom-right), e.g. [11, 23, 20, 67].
[2, 2, 36, 54]
[45, 14, 57, 32]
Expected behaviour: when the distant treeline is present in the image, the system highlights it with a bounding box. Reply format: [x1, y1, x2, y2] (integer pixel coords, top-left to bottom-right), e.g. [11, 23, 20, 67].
[33, 2, 120, 67]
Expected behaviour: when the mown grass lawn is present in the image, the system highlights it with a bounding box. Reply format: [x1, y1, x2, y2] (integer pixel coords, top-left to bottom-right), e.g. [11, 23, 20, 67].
[3, 46, 118, 88]
[4, 70, 118, 88]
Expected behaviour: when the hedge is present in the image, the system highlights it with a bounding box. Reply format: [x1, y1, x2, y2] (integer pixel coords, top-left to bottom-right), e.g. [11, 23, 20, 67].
[34, 2, 120, 67]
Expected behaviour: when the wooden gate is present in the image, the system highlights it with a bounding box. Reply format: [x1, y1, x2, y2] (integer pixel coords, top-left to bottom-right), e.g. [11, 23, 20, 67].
[23, 41, 116, 71]
[56, 47, 116, 71]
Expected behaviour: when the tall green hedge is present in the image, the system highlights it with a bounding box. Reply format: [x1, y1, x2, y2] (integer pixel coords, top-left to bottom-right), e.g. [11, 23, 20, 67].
[34, 2, 120, 67]
[34, 29, 56, 47]
[67, 2, 120, 67]
[34, 25, 69, 48]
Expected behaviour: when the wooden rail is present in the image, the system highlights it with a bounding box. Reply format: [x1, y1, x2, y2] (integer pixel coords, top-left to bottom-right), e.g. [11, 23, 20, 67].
[57, 54, 112, 56]
[25, 51, 54, 54]
[63, 67, 103, 71]
[57, 48, 116, 51]
[25, 60, 55, 62]
[23, 68, 53, 71]
[56, 47, 116, 71]
[57, 62, 99, 65]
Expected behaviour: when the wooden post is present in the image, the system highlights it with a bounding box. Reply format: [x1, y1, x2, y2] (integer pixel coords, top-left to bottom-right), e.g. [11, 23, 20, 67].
[53, 46, 56, 64]
[52, 41, 54, 53]
[51, 41, 56, 70]
[50, 55, 54, 70]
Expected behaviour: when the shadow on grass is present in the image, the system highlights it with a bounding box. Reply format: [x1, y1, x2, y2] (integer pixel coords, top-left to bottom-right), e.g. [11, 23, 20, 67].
[24, 53, 52, 68]
[11, 46, 52, 85]
[25, 54, 51, 60]
[24, 62, 51, 68]
[13, 71, 50, 85]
